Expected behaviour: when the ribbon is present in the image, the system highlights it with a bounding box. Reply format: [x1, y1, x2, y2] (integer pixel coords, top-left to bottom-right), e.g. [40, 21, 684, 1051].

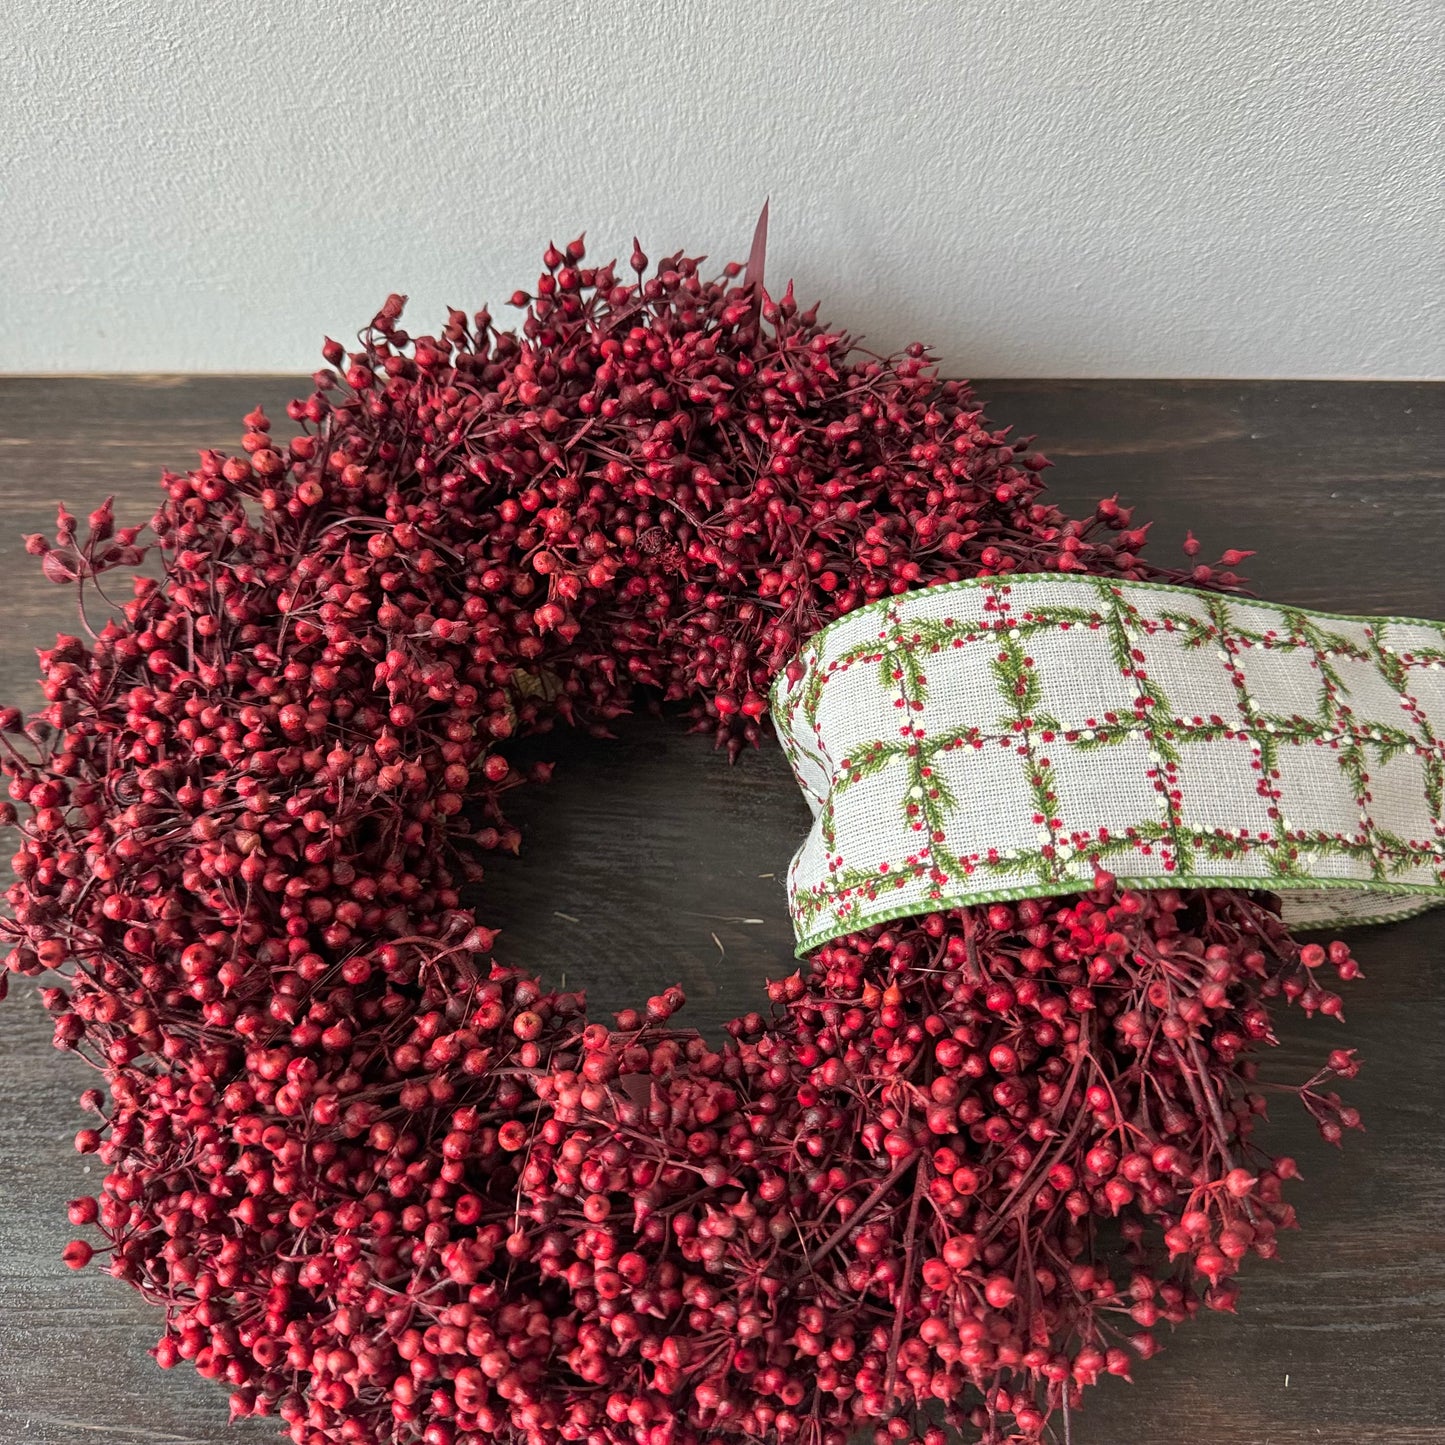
[773, 575, 1445, 955]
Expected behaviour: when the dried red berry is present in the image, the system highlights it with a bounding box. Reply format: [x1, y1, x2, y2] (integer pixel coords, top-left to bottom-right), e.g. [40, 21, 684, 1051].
[61, 1239, 93, 1269]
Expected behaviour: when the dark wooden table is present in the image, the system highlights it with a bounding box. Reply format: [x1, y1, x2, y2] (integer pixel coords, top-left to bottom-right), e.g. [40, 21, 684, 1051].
[1, 378, 1441, 1444]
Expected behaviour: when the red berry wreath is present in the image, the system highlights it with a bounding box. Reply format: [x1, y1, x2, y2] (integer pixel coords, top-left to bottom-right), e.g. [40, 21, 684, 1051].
[1, 226, 1366, 1445]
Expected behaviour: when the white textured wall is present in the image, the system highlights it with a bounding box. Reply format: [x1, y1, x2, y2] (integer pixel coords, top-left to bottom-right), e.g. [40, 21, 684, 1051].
[3, 0, 1441, 377]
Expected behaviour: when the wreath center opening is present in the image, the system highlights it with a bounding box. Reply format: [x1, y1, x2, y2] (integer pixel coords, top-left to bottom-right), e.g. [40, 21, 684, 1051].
[476, 713, 808, 1038]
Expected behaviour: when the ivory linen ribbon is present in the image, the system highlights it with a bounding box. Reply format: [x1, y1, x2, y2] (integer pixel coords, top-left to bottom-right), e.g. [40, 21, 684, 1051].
[772, 575, 1445, 955]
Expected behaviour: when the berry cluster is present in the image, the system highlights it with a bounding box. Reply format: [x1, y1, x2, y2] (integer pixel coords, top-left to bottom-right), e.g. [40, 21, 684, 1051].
[3, 236, 1358, 1445]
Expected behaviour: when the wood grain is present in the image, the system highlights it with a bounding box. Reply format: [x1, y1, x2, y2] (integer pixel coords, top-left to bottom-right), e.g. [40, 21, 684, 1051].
[0, 377, 1441, 1444]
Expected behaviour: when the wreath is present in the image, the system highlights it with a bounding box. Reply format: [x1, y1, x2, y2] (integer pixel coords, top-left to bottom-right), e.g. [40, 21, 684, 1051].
[5, 220, 1415, 1445]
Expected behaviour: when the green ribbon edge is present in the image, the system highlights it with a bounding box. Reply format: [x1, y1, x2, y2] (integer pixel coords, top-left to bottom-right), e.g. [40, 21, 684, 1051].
[793, 879, 1445, 958]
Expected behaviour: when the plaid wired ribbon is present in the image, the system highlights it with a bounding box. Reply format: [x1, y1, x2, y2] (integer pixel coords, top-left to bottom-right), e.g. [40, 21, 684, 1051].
[772, 575, 1445, 956]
